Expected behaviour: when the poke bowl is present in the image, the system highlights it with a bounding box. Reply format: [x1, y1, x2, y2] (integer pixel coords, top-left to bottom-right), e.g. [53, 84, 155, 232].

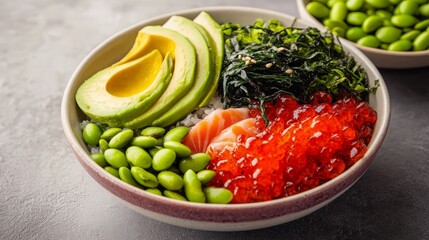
[61, 6, 390, 231]
[297, 0, 429, 69]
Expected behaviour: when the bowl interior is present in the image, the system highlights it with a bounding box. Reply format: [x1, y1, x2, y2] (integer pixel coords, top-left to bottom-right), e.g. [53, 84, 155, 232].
[61, 6, 390, 230]
[296, 0, 429, 68]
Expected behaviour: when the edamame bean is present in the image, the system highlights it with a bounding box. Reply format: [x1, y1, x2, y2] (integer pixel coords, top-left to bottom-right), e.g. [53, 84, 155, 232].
[163, 190, 187, 201]
[163, 141, 191, 158]
[332, 27, 346, 37]
[163, 126, 189, 142]
[82, 123, 101, 146]
[327, 0, 343, 8]
[306, 2, 330, 19]
[413, 31, 429, 50]
[196, 170, 216, 185]
[140, 127, 165, 138]
[104, 166, 119, 178]
[158, 171, 184, 191]
[109, 129, 134, 149]
[90, 153, 108, 167]
[118, 166, 141, 188]
[365, 0, 390, 9]
[130, 166, 158, 188]
[420, 3, 429, 17]
[179, 153, 211, 174]
[347, 12, 367, 25]
[330, 2, 348, 21]
[397, 0, 419, 15]
[375, 26, 402, 43]
[414, 19, 429, 30]
[346, 27, 367, 41]
[357, 35, 381, 47]
[152, 148, 176, 171]
[204, 187, 233, 204]
[100, 127, 121, 141]
[400, 30, 421, 40]
[389, 0, 402, 5]
[130, 136, 157, 148]
[375, 10, 392, 19]
[324, 19, 349, 31]
[104, 148, 128, 169]
[183, 170, 206, 203]
[99, 139, 109, 152]
[148, 146, 162, 157]
[362, 15, 384, 32]
[380, 43, 390, 49]
[126, 146, 152, 169]
[146, 188, 162, 196]
[346, 0, 365, 11]
[391, 14, 418, 28]
[388, 39, 413, 51]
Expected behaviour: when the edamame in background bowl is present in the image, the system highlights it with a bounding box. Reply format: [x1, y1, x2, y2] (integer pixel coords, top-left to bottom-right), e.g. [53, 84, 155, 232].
[61, 6, 390, 231]
[297, 0, 429, 68]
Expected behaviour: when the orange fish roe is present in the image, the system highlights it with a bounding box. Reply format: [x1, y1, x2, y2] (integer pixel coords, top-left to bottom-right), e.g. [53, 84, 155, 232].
[206, 92, 377, 203]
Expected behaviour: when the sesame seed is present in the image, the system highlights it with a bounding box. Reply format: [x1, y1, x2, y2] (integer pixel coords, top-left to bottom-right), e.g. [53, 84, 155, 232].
[285, 69, 293, 75]
[265, 63, 273, 68]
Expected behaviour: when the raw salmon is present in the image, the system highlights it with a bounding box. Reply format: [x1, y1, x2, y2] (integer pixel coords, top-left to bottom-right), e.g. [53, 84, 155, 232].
[182, 108, 251, 153]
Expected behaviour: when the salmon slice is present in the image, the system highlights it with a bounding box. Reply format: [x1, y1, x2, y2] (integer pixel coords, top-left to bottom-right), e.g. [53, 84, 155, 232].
[182, 108, 251, 153]
[206, 118, 259, 156]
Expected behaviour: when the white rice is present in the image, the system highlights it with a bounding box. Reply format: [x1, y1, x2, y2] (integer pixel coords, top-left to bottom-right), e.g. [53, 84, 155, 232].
[176, 94, 224, 128]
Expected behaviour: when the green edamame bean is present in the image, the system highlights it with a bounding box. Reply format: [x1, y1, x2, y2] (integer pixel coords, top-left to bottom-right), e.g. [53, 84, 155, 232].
[99, 139, 109, 152]
[118, 167, 141, 188]
[140, 127, 165, 138]
[346, 27, 367, 41]
[383, 19, 393, 26]
[157, 171, 184, 191]
[413, 31, 429, 50]
[130, 166, 158, 188]
[389, 0, 402, 5]
[380, 43, 390, 50]
[100, 127, 122, 141]
[90, 153, 108, 167]
[397, 0, 419, 15]
[152, 148, 176, 171]
[330, 2, 348, 21]
[146, 188, 162, 196]
[104, 166, 119, 178]
[83, 123, 102, 146]
[327, 0, 343, 8]
[183, 170, 206, 203]
[346, 12, 367, 25]
[362, 15, 384, 32]
[365, 0, 390, 9]
[163, 190, 187, 201]
[388, 39, 413, 51]
[357, 35, 381, 47]
[375, 10, 392, 20]
[109, 129, 134, 149]
[332, 27, 346, 37]
[179, 153, 211, 174]
[130, 136, 157, 148]
[104, 148, 128, 169]
[391, 14, 418, 28]
[346, 0, 365, 11]
[196, 170, 216, 185]
[420, 4, 429, 17]
[415, 19, 429, 31]
[163, 141, 191, 158]
[126, 146, 152, 169]
[324, 19, 349, 31]
[148, 146, 162, 157]
[375, 26, 402, 43]
[306, 2, 330, 19]
[163, 126, 189, 142]
[204, 187, 233, 204]
[400, 30, 421, 40]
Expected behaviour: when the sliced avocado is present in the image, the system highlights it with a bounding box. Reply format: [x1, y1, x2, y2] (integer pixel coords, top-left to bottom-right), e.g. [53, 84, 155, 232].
[194, 11, 224, 107]
[152, 16, 213, 127]
[76, 50, 173, 127]
[123, 26, 197, 129]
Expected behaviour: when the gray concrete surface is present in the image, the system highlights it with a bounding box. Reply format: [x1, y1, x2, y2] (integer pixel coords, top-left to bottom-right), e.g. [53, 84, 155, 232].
[1, 0, 428, 239]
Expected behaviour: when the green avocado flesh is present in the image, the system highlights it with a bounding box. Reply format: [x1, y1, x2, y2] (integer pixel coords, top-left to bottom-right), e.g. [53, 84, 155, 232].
[75, 50, 173, 127]
[193, 11, 225, 107]
[152, 16, 214, 127]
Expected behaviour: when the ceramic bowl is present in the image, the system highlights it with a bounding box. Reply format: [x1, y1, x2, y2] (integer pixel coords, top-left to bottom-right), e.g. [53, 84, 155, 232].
[61, 6, 390, 231]
[297, 0, 429, 69]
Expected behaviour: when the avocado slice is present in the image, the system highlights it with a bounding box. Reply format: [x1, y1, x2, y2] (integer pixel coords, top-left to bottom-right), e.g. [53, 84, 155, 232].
[75, 50, 173, 127]
[123, 26, 197, 129]
[193, 11, 225, 107]
[152, 16, 214, 127]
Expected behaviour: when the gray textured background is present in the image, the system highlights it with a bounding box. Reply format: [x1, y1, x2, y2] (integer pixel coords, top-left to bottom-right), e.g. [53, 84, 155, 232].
[1, 0, 429, 239]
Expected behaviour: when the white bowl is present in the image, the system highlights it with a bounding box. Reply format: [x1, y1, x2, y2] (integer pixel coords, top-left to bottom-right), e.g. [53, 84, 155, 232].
[61, 6, 390, 231]
[297, 0, 429, 69]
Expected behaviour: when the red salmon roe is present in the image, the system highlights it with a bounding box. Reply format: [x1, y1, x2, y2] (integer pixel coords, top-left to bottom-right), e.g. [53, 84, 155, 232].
[207, 92, 377, 203]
